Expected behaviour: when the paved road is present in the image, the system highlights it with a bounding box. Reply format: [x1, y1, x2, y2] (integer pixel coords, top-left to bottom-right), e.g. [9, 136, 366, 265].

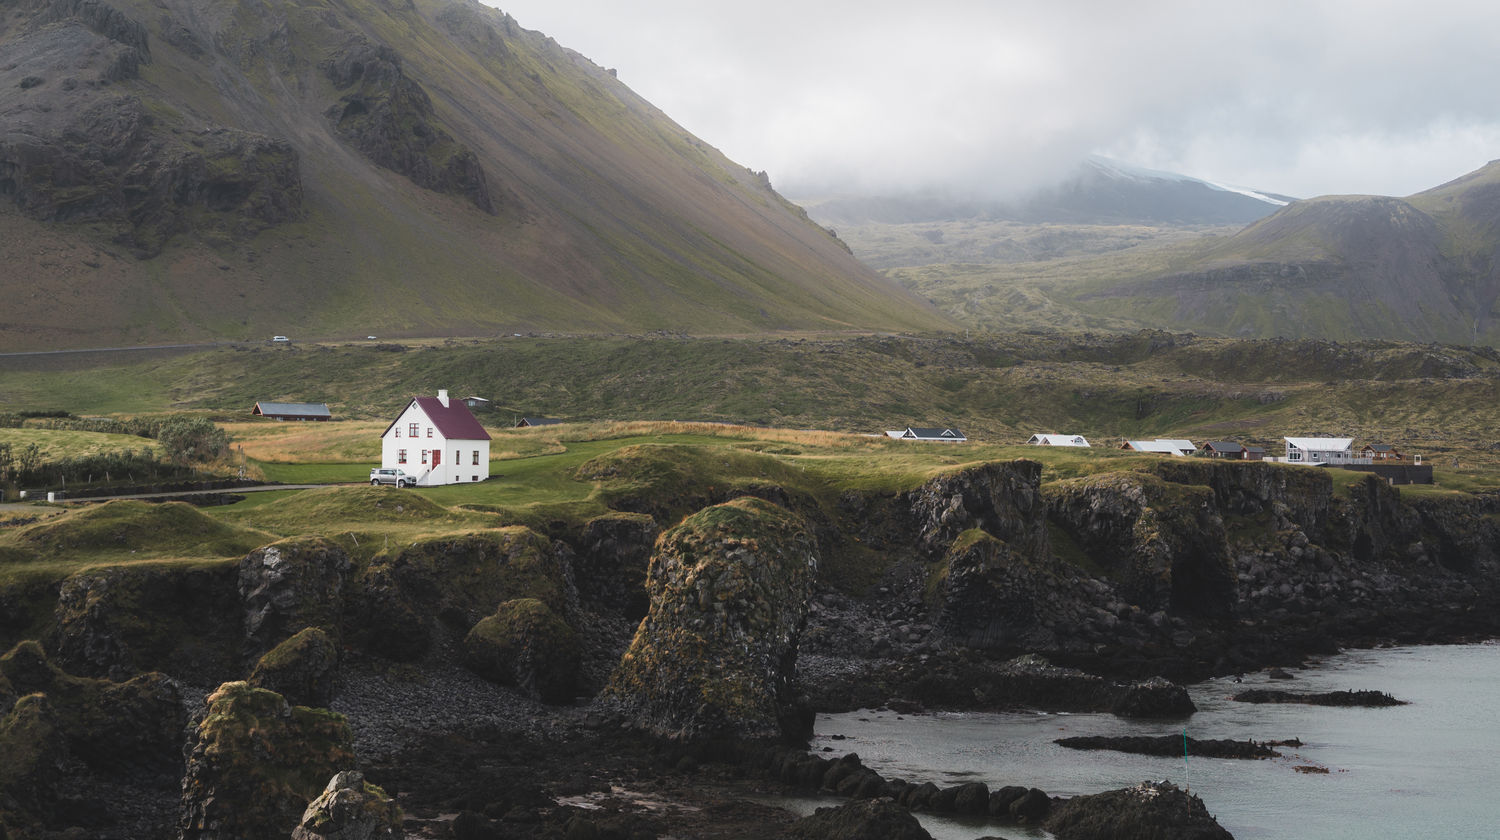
[0, 484, 337, 510]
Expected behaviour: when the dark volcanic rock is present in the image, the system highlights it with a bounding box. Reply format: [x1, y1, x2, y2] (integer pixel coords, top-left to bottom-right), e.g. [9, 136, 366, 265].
[463, 597, 580, 703]
[321, 38, 494, 213]
[248, 626, 341, 708]
[603, 497, 818, 742]
[784, 797, 933, 840]
[1111, 675, 1197, 717]
[348, 528, 573, 661]
[1233, 688, 1406, 707]
[240, 537, 353, 660]
[1044, 779, 1233, 840]
[573, 512, 659, 621]
[0, 640, 183, 780]
[179, 681, 356, 840]
[908, 460, 1049, 561]
[0, 693, 70, 827]
[1057, 734, 1277, 759]
[290, 769, 402, 840]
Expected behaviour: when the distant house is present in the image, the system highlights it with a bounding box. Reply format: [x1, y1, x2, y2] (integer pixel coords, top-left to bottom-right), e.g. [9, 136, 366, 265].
[1028, 434, 1090, 447]
[1362, 443, 1404, 461]
[463, 396, 491, 410]
[1282, 437, 1357, 465]
[887, 426, 967, 442]
[380, 390, 491, 486]
[1201, 441, 1247, 459]
[1121, 439, 1196, 456]
[252, 401, 331, 422]
[516, 417, 564, 428]
[1244, 446, 1267, 461]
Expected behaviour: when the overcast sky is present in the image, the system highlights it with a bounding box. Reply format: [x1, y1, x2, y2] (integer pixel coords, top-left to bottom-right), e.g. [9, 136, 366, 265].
[484, 1, 1500, 201]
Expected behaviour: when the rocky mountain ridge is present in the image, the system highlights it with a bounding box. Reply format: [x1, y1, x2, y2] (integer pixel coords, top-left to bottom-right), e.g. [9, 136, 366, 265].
[0, 0, 947, 350]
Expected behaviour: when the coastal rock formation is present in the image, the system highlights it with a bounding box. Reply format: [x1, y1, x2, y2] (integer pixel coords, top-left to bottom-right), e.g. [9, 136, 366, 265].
[934, 527, 1080, 650]
[1044, 779, 1234, 840]
[604, 498, 818, 742]
[784, 798, 933, 840]
[348, 528, 573, 661]
[573, 512, 660, 620]
[179, 681, 356, 840]
[463, 597, 580, 703]
[0, 693, 69, 831]
[290, 770, 402, 840]
[248, 626, 341, 708]
[1232, 688, 1405, 707]
[49, 561, 240, 681]
[1057, 734, 1277, 759]
[908, 460, 1049, 561]
[239, 537, 353, 661]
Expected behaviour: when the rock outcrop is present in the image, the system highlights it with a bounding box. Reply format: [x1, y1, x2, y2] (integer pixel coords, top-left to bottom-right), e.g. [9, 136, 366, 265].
[1044, 779, 1234, 840]
[248, 626, 340, 708]
[784, 798, 932, 840]
[179, 681, 356, 840]
[604, 498, 818, 742]
[291, 770, 402, 840]
[349, 528, 573, 661]
[240, 537, 353, 661]
[463, 597, 579, 703]
[321, 38, 494, 213]
[573, 512, 659, 621]
[908, 461, 1049, 561]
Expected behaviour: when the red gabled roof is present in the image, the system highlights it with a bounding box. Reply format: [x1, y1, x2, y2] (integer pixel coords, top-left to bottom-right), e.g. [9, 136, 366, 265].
[381, 397, 492, 441]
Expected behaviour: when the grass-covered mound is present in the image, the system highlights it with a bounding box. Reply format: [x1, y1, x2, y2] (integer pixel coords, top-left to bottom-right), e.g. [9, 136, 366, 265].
[219, 485, 497, 546]
[6, 500, 268, 561]
[463, 597, 579, 703]
[577, 442, 822, 523]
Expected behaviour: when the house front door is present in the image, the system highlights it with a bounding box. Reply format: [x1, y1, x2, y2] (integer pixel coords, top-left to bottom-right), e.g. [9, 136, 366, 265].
[433, 449, 441, 467]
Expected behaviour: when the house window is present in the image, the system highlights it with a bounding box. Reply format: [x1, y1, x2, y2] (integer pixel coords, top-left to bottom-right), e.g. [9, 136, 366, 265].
[1290, 451, 1302, 461]
[472, 450, 479, 465]
[408, 422, 419, 437]
[394, 427, 400, 438]
[398, 449, 407, 464]
[427, 427, 433, 438]
[472, 475, 478, 482]
[421, 450, 428, 464]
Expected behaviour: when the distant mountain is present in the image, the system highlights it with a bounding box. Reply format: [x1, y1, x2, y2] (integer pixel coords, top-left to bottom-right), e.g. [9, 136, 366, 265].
[0, 0, 948, 350]
[801, 156, 1293, 227]
[1078, 160, 1500, 343]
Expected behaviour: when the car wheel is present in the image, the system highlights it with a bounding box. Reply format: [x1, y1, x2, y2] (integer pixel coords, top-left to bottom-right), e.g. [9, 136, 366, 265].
[371, 479, 381, 486]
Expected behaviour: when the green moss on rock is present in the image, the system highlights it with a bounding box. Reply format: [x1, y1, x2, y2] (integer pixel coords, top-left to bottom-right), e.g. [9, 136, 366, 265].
[603, 497, 818, 742]
[180, 681, 356, 840]
[249, 626, 340, 708]
[463, 598, 579, 703]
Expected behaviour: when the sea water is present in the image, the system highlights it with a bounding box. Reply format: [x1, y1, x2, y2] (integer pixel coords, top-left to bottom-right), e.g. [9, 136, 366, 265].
[800, 641, 1500, 840]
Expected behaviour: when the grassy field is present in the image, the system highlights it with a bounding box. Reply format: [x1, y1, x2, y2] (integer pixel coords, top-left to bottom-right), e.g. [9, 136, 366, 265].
[0, 428, 159, 461]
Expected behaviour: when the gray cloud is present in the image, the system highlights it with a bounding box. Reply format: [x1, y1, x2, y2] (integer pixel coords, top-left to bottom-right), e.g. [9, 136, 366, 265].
[485, 1, 1500, 199]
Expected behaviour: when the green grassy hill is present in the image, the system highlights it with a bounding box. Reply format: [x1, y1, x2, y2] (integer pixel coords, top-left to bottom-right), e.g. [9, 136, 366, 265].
[0, 0, 948, 351]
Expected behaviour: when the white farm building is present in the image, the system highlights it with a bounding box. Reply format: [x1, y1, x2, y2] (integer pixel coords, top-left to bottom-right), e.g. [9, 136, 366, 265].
[380, 390, 492, 486]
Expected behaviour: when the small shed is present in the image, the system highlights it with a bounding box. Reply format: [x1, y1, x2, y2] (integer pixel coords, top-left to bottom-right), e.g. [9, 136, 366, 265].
[1121, 439, 1195, 456]
[516, 417, 564, 428]
[463, 396, 491, 410]
[1202, 441, 1247, 458]
[1244, 446, 1267, 461]
[252, 401, 332, 421]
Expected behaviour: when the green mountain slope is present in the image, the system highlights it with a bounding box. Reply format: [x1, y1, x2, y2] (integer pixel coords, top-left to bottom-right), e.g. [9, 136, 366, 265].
[0, 0, 949, 350]
[1063, 161, 1500, 342]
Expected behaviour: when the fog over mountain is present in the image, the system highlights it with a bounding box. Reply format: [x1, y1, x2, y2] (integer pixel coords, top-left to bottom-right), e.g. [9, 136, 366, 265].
[486, 1, 1500, 202]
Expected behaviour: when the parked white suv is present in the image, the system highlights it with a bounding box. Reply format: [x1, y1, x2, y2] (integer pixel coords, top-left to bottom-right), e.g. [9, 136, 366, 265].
[370, 467, 413, 487]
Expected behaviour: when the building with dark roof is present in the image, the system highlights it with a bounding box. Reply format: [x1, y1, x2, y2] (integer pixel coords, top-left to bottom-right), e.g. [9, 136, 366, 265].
[252, 401, 332, 421]
[379, 390, 492, 486]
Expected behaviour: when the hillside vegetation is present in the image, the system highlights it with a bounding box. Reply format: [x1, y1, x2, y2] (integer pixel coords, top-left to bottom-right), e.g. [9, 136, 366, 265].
[4, 333, 1500, 474]
[0, 0, 946, 351]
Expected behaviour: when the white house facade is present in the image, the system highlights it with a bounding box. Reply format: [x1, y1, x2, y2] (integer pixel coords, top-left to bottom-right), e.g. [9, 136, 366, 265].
[380, 390, 492, 486]
[1279, 437, 1361, 466]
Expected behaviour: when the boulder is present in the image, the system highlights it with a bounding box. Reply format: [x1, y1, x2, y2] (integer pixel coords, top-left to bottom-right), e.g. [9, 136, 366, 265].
[0, 693, 70, 826]
[1044, 780, 1233, 840]
[463, 598, 580, 703]
[179, 681, 356, 840]
[239, 537, 353, 660]
[248, 626, 340, 708]
[291, 770, 402, 840]
[603, 498, 818, 742]
[784, 798, 933, 840]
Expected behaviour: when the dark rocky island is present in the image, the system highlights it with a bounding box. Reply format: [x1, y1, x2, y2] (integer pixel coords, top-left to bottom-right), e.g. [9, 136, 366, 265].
[1232, 688, 1408, 707]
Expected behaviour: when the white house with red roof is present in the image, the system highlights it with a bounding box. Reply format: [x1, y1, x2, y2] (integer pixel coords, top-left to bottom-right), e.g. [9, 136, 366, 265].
[380, 390, 492, 486]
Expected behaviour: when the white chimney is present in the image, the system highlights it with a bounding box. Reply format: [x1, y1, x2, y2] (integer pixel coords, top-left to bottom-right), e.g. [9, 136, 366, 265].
[437, 389, 449, 407]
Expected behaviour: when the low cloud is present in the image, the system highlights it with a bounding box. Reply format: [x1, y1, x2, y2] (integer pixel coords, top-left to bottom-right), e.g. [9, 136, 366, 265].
[486, 1, 1500, 199]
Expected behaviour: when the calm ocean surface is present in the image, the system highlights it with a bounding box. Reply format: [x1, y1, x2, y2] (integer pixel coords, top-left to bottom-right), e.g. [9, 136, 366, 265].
[801, 641, 1500, 839]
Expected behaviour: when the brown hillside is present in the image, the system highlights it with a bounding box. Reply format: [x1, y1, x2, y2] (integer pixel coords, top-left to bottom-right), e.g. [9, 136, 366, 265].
[0, 0, 950, 350]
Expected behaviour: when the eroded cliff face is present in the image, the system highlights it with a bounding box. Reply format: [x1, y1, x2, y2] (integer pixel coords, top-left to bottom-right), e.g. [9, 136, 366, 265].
[602, 497, 819, 743]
